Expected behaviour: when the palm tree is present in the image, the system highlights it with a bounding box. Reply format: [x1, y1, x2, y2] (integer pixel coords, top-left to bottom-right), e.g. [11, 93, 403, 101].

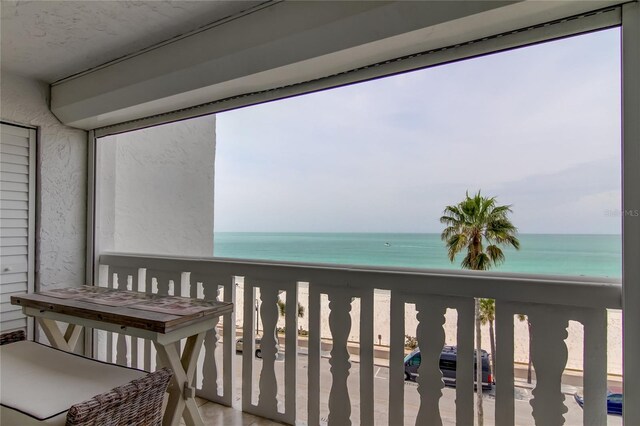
[479, 300, 533, 385]
[478, 298, 496, 381]
[441, 191, 520, 426]
[277, 297, 305, 319]
[517, 313, 533, 384]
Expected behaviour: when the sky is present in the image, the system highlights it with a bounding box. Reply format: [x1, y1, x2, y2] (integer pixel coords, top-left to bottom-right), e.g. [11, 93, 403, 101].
[214, 28, 621, 234]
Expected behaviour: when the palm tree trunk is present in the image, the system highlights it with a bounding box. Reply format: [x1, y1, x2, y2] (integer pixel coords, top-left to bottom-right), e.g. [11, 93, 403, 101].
[489, 319, 496, 383]
[527, 320, 533, 384]
[475, 298, 484, 426]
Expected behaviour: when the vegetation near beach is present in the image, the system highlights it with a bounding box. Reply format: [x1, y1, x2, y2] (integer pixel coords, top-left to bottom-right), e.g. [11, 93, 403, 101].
[441, 191, 520, 426]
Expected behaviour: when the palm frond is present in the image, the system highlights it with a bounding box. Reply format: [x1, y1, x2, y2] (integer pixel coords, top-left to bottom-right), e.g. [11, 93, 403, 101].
[446, 233, 468, 262]
[475, 252, 491, 270]
[478, 298, 495, 324]
[486, 244, 506, 266]
[441, 225, 462, 241]
[440, 191, 519, 271]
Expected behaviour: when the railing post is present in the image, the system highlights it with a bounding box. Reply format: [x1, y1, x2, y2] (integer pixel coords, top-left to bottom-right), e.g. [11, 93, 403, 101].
[415, 297, 446, 426]
[198, 277, 221, 401]
[242, 279, 256, 411]
[495, 301, 515, 426]
[257, 284, 279, 414]
[327, 289, 352, 425]
[455, 298, 475, 426]
[283, 282, 298, 424]
[529, 307, 569, 426]
[359, 290, 374, 426]
[388, 291, 405, 426]
[582, 308, 607, 426]
[307, 285, 322, 426]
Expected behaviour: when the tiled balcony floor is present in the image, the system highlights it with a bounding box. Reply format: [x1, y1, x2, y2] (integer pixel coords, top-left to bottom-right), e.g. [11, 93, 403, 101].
[184, 398, 285, 426]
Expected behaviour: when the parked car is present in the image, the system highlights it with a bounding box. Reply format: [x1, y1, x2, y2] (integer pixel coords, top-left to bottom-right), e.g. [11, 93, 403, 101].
[235, 337, 282, 358]
[574, 391, 623, 415]
[404, 345, 493, 390]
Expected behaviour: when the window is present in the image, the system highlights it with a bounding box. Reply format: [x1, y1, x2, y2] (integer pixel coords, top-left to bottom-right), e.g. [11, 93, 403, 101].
[213, 28, 621, 278]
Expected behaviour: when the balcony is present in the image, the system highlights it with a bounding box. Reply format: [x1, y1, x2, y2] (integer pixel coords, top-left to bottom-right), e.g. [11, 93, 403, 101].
[96, 252, 621, 426]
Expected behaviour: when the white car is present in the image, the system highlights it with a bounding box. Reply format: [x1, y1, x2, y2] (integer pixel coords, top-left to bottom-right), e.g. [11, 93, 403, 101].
[235, 337, 282, 358]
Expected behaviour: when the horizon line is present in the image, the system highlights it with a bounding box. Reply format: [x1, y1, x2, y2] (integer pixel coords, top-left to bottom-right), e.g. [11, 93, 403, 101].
[213, 231, 621, 236]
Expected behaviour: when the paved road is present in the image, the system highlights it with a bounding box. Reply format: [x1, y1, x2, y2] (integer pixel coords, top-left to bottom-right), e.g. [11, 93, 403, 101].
[228, 352, 622, 425]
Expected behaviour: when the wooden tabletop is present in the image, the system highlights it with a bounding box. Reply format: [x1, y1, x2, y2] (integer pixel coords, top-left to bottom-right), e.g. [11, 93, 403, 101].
[11, 286, 233, 333]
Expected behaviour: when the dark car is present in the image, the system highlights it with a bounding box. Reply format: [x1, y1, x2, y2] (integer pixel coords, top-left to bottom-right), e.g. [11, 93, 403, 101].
[574, 391, 623, 415]
[404, 345, 493, 390]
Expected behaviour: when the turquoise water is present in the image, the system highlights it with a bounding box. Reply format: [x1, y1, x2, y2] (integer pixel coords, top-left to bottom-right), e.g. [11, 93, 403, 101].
[213, 233, 621, 279]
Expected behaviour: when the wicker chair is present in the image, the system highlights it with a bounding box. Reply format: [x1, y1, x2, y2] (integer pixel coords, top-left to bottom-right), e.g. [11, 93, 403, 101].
[0, 331, 173, 426]
[65, 367, 172, 426]
[0, 330, 25, 345]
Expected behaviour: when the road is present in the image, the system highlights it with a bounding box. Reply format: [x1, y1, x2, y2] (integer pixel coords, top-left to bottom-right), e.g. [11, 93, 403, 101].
[223, 352, 622, 425]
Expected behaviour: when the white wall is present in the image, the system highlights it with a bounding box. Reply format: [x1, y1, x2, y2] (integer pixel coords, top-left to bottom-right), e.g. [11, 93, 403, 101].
[98, 115, 216, 257]
[0, 72, 87, 290]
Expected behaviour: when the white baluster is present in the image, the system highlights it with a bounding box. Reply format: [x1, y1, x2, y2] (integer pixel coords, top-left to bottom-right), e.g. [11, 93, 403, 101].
[582, 308, 607, 426]
[181, 272, 190, 297]
[415, 298, 446, 426]
[114, 273, 128, 367]
[327, 290, 352, 426]
[222, 276, 237, 407]
[124, 270, 138, 368]
[95, 265, 109, 362]
[97, 264, 109, 287]
[148, 271, 177, 370]
[495, 301, 515, 426]
[138, 268, 152, 373]
[307, 285, 321, 426]
[148, 270, 171, 296]
[359, 291, 374, 426]
[455, 299, 475, 426]
[106, 271, 115, 363]
[388, 291, 405, 426]
[198, 282, 204, 299]
[283, 283, 299, 423]
[257, 284, 279, 414]
[199, 276, 221, 400]
[242, 281, 256, 411]
[529, 308, 569, 425]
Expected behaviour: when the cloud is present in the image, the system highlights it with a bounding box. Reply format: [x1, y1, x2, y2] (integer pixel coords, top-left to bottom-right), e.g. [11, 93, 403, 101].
[214, 29, 621, 234]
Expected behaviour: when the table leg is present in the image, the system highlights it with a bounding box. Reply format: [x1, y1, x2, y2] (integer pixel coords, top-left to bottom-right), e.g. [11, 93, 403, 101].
[154, 333, 206, 426]
[37, 318, 82, 352]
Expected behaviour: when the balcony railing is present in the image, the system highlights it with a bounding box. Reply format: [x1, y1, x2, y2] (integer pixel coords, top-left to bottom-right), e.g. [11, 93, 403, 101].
[96, 252, 621, 426]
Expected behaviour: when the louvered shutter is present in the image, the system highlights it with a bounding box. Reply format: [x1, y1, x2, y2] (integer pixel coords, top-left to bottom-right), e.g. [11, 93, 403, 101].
[1, 123, 35, 334]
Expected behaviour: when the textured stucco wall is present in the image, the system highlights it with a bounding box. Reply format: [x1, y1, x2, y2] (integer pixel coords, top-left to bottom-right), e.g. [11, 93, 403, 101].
[98, 115, 215, 256]
[0, 72, 86, 290]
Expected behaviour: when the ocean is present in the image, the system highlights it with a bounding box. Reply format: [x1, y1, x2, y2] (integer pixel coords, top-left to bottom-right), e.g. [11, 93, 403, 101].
[213, 233, 621, 279]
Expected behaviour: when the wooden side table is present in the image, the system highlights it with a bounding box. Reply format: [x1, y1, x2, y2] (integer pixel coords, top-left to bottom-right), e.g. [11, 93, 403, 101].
[12, 286, 233, 426]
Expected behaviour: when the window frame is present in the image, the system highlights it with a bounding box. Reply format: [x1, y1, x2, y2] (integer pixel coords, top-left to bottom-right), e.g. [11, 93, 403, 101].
[84, 8, 640, 424]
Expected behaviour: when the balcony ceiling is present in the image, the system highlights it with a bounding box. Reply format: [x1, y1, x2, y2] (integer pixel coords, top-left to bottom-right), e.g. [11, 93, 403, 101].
[0, 0, 266, 82]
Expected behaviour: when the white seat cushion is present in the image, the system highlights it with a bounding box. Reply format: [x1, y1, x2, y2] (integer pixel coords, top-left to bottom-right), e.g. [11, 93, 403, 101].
[0, 341, 146, 423]
[1, 406, 67, 426]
